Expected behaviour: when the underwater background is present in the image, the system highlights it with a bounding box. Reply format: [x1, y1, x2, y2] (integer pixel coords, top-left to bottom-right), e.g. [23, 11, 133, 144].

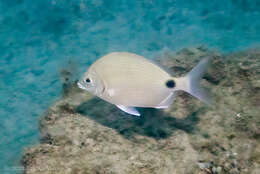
[0, 0, 259, 173]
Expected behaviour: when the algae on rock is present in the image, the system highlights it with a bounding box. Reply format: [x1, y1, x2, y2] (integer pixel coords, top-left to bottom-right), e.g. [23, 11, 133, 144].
[22, 47, 260, 174]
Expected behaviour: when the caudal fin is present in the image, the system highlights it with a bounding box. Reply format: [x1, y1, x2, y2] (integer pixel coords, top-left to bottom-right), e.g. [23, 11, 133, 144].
[177, 58, 211, 104]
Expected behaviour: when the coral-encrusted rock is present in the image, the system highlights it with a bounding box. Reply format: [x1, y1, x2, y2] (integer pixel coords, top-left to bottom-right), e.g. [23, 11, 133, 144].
[22, 47, 260, 174]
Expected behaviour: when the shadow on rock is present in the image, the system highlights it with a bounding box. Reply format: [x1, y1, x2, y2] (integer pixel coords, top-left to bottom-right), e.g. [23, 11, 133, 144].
[76, 97, 202, 140]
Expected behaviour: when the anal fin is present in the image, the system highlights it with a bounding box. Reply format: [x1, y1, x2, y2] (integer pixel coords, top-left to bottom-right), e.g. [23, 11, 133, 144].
[156, 92, 176, 109]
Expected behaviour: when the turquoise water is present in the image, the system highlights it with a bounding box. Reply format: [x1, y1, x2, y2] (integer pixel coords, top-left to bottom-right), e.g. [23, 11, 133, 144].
[0, 0, 259, 172]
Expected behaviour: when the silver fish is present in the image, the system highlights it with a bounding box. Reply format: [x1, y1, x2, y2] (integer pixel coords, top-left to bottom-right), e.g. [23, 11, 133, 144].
[78, 52, 210, 116]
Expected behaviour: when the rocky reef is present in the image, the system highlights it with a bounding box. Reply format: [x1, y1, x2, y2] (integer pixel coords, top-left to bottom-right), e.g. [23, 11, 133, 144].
[22, 47, 260, 174]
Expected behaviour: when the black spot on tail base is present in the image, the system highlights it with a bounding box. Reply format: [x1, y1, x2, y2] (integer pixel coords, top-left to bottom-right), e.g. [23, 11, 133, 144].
[165, 80, 175, 88]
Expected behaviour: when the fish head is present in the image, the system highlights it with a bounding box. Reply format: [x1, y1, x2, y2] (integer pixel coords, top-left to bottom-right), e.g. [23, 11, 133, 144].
[77, 68, 105, 96]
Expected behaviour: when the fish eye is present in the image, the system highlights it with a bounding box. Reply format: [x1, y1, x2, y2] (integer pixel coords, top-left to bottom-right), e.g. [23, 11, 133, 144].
[85, 78, 91, 83]
[165, 80, 175, 88]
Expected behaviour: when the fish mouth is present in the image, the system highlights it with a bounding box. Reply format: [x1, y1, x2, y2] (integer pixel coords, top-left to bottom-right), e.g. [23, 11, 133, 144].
[77, 81, 87, 90]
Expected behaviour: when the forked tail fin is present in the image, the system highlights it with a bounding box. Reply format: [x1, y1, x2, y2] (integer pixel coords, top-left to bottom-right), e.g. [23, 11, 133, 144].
[176, 58, 211, 104]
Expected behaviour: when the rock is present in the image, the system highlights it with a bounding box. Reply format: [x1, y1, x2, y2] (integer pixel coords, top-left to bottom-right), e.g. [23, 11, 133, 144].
[22, 47, 260, 174]
[212, 166, 222, 173]
[197, 162, 213, 170]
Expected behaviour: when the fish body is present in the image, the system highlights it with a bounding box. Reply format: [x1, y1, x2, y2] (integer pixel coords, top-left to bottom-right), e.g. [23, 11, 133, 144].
[78, 52, 210, 116]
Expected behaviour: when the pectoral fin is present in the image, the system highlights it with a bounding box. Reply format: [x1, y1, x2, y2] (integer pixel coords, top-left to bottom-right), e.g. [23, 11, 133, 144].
[116, 105, 140, 116]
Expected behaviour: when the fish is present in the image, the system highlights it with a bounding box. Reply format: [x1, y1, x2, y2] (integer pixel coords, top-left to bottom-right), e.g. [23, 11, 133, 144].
[77, 52, 211, 116]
